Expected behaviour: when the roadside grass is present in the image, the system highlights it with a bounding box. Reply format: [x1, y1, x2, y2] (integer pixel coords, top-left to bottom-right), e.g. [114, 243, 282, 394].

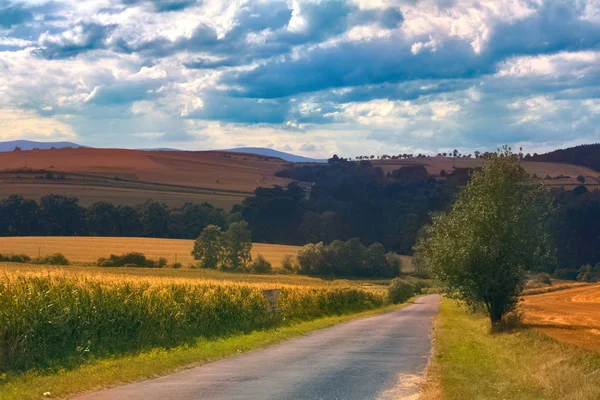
[0, 302, 411, 400]
[421, 299, 600, 400]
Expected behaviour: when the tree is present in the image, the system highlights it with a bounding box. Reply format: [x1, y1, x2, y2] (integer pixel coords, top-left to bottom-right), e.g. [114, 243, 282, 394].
[577, 175, 586, 184]
[221, 221, 252, 271]
[192, 225, 223, 269]
[413, 147, 552, 327]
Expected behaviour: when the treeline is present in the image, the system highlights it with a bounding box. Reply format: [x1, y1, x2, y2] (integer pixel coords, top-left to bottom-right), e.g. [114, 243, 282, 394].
[527, 143, 600, 172]
[549, 187, 600, 278]
[0, 195, 228, 238]
[241, 160, 471, 253]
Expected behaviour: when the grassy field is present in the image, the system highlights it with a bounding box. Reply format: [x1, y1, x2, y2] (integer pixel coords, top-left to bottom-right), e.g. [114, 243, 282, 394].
[521, 284, 600, 352]
[0, 236, 301, 268]
[0, 148, 290, 207]
[421, 298, 600, 400]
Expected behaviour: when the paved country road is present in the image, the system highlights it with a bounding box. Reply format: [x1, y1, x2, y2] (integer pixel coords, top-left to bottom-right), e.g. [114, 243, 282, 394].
[74, 295, 440, 400]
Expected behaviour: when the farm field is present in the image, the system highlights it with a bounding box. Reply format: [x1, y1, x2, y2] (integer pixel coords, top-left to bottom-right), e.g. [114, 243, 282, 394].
[0, 148, 290, 207]
[521, 284, 600, 352]
[373, 158, 600, 188]
[0, 236, 301, 268]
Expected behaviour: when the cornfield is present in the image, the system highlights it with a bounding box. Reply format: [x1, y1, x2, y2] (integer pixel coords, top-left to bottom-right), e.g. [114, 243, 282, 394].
[0, 270, 386, 372]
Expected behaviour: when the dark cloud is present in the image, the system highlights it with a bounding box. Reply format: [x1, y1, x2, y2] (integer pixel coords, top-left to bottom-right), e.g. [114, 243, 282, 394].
[120, 0, 199, 12]
[36, 23, 116, 59]
[222, 1, 600, 99]
[84, 80, 163, 105]
[184, 92, 290, 124]
[487, 1, 600, 58]
[224, 37, 487, 98]
[0, 1, 33, 28]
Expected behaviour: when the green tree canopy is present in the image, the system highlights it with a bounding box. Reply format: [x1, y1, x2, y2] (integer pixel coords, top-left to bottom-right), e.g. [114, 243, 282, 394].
[220, 221, 253, 271]
[414, 147, 553, 326]
[191, 225, 223, 269]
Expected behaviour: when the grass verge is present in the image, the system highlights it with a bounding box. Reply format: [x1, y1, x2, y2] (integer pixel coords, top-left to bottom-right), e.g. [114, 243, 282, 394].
[421, 299, 600, 400]
[0, 302, 411, 400]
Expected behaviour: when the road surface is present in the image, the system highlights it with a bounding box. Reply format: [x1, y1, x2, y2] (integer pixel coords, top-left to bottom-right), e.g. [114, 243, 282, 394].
[75, 295, 440, 400]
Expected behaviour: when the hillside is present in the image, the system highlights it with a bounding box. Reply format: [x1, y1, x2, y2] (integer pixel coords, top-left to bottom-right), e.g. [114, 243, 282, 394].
[528, 143, 600, 172]
[225, 147, 326, 163]
[371, 157, 600, 188]
[0, 148, 290, 208]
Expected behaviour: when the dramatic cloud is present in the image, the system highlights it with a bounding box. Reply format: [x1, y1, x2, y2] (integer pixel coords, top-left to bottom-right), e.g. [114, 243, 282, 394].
[1, 0, 599, 156]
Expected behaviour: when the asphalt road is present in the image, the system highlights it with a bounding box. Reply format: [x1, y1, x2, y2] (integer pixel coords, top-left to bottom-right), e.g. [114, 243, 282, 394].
[75, 295, 440, 400]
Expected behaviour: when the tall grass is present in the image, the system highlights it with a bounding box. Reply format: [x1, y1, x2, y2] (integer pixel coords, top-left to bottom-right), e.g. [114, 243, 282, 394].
[0, 270, 385, 372]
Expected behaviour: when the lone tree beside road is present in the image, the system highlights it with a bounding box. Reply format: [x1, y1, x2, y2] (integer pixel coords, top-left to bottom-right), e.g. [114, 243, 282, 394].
[414, 147, 553, 328]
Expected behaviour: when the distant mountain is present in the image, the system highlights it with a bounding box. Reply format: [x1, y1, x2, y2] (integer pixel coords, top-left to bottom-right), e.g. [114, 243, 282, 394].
[0, 140, 83, 152]
[224, 147, 326, 163]
[528, 143, 600, 172]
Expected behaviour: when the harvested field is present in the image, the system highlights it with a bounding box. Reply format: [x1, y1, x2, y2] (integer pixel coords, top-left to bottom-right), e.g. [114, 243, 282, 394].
[372, 158, 600, 187]
[0, 237, 301, 268]
[521, 284, 600, 352]
[0, 148, 290, 207]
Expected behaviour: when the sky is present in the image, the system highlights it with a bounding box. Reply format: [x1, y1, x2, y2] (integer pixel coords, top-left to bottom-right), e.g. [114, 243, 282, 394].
[1, 0, 599, 158]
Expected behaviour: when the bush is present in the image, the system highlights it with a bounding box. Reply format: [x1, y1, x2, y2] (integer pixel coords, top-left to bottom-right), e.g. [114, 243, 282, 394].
[281, 254, 297, 272]
[97, 252, 165, 268]
[251, 254, 272, 273]
[388, 278, 415, 304]
[0, 253, 31, 263]
[171, 262, 183, 269]
[296, 239, 400, 278]
[553, 268, 579, 281]
[35, 253, 69, 265]
[536, 272, 552, 285]
[577, 263, 600, 283]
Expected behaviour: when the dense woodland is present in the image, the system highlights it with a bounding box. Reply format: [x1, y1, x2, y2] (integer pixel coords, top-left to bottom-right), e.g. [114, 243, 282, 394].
[527, 143, 600, 172]
[1, 157, 600, 277]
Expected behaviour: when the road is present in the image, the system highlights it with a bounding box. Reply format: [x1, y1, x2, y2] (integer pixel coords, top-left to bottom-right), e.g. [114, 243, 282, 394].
[75, 295, 440, 400]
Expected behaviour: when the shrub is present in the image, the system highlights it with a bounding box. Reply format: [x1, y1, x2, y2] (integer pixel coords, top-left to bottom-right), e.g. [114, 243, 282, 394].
[494, 311, 523, 333]
[388, 278, 415, 304]
[553, 268, 579, 281]
[296, 239, 400, 278]
[536, 273, 552, 285]
[35, 253, 69, 265]
[251, 254, 272, 273]
[281, 254, 297, 273]
[577, 263, 600, 283]
[171, 262, 183, 269]
[0, 253, 31, 263]
[97, 252, 165, 268]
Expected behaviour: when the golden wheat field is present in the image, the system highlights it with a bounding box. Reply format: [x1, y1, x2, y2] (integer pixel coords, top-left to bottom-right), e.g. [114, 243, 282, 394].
[521, 284, 600, 352]
[0, 236, 301, 267]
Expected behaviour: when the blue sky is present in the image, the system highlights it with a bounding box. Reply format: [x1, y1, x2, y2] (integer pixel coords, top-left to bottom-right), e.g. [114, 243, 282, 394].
[0, 0, 599, 158]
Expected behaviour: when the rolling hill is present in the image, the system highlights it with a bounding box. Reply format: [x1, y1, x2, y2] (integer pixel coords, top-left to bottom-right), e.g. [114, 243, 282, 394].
[0, 148, 290, 208]
[528, 143, 600, 172]
[224, 147, 326, 163]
